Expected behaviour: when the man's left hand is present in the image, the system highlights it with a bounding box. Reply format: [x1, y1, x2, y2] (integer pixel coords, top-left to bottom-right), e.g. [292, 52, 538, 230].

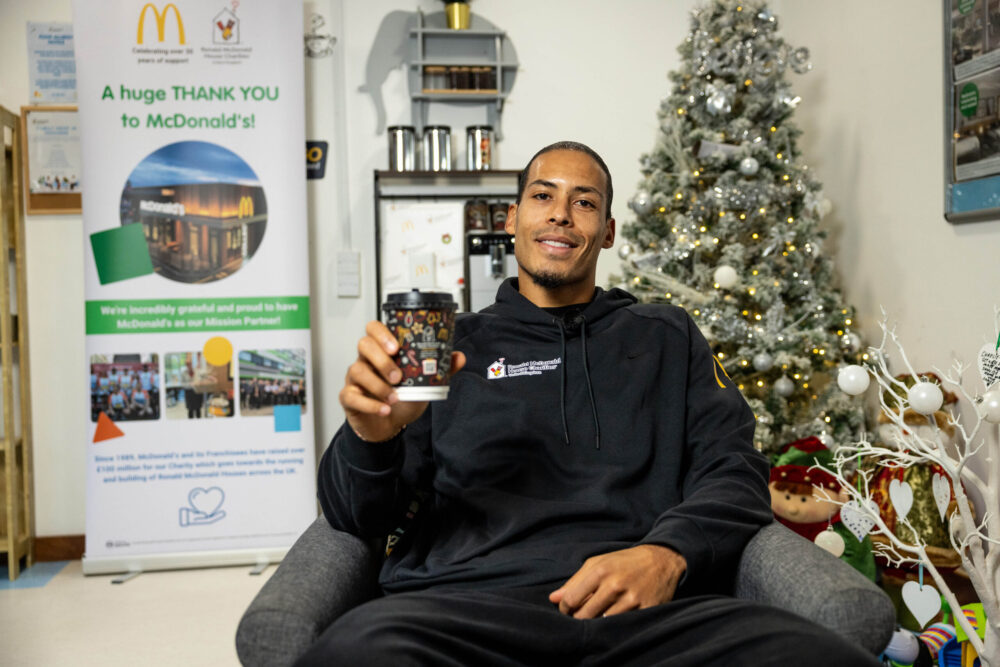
[548, 544, 687, 619]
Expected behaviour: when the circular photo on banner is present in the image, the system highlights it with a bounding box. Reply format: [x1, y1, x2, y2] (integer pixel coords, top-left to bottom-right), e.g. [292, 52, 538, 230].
[119, 141, 267, 284]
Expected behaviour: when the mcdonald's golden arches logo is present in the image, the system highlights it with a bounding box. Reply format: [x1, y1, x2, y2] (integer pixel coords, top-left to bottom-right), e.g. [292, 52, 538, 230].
[414, 264, 429, 277]
[238, 196, 254, 218]
[137, 3, 186, 45]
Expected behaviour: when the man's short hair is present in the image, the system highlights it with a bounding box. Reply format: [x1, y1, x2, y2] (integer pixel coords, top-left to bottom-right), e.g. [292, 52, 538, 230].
[516, 141, 613, 219]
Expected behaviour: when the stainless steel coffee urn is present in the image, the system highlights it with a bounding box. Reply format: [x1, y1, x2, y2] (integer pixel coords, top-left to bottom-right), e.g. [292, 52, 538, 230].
[466, 125, 494, 170]
[387, 125, 416, 171]
[421, 126, 452, 171]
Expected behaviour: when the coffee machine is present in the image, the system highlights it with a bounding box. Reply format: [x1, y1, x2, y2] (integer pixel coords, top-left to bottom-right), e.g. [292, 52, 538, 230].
[465, 233, 516, 312]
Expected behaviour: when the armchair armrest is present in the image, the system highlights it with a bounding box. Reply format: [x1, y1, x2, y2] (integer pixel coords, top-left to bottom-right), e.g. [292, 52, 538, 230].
[734, 521, 894, 655]
[236, 516, 380, 667]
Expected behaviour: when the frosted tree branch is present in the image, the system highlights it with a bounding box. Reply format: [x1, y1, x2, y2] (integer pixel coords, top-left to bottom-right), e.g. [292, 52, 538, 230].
[816, 312, 1000, 664]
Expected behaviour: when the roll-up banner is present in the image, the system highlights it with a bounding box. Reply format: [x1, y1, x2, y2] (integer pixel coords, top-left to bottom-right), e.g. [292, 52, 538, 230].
[73, 1, 316, 574]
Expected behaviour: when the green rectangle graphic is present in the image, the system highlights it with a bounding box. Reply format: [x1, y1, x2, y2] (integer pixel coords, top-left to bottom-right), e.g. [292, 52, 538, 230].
[86, 296, 310, 334]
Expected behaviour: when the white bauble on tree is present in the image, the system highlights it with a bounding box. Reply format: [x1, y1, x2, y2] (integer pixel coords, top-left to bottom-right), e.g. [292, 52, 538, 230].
[980, 389, 1000, 424]
[713, 265, 739, 289]
[908, 382, 944, 415]
[774, 376, 795, 397]
[617, 243, 634, 260]
[837, 365, 870, 396]
[739, 157, 760, 176]
[753, 352, 774, 372]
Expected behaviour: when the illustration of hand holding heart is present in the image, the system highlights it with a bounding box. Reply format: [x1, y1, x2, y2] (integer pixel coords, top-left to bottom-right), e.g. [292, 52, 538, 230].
[179, 487, 227, 527]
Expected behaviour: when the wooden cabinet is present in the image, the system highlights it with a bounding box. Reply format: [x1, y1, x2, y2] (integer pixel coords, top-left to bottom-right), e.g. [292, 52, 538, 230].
[0, 106, 35, 580]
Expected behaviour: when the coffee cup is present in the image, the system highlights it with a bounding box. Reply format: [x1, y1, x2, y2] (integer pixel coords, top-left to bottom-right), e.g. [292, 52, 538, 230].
[382, 290, 458, 401]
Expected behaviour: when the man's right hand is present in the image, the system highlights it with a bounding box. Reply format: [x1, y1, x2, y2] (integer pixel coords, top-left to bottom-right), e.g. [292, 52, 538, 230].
[339, 320, 465, 442]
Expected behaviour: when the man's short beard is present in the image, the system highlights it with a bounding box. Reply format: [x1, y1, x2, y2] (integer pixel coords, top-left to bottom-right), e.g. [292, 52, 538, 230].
[523, 266, 567, 289]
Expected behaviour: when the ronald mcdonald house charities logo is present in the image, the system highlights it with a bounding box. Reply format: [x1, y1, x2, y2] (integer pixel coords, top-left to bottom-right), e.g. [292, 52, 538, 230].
[132, 3, 253, 65]
[487, 357, 562, 379]
[134, 3, 192, 65]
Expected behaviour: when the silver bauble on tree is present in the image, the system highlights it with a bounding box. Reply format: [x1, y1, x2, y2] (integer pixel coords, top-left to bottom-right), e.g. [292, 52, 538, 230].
[629, 189, 654, 215]
[617, 243, 634, 260]
[774, 376, 795, 397]
[753, 352, 774, 372]
[739, 157, 760, 176]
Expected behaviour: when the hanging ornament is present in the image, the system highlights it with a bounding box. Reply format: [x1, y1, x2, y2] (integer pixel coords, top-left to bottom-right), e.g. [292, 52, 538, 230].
[932, 473, 951, 522]
[774, 376, 794, 397]
[888, 479, 914, 522]
[842, 332, 862, 353]
[756, 8, 775, 23]
[908, 382, 944, 415]
[752, 352, 774, 371]
[840, 499, 878, 543]
[739, 157, 760, 176]
[778, 93, 802, 109]
[979, 389, 1000, 423]
[814, 526, 845, 557]
[790, 46, 813, 73]
[629, 189, 654, 215]
[978, 342, 1000, 389]
[837, 365, 870, 395]
[705, 83, 733, 116]
[713, 265, 739, 289]
[817, 431, 834, 448]
[617, 243, 634, 260]
[901, 578, 942, 630]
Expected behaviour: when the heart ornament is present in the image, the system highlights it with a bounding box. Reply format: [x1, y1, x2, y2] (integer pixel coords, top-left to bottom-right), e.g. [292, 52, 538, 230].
[889, 479, 914, 522]
[841, 499, 879, 543]
[980, 343, 1000, 390]
[932, 473, 951, 522]
[189, 486, 225, 516]
[901, 580, 942, 629]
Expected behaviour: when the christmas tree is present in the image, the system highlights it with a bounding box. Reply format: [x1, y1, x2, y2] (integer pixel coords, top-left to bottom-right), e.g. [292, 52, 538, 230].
[617, 0, 867, 454]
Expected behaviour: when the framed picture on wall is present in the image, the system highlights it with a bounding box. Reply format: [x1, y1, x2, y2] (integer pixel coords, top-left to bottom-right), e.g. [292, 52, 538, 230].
[20, 105, 81, 215]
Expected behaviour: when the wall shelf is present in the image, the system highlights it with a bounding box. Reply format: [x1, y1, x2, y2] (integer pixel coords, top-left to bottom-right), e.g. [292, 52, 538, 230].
[405, 10, 518, 139]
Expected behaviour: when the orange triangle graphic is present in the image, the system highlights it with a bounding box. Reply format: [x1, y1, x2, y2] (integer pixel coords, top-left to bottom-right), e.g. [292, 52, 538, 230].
[93, 411, 125, 443]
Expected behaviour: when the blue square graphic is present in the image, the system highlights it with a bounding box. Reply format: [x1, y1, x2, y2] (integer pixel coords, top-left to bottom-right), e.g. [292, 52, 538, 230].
[274, 405, 301, 432]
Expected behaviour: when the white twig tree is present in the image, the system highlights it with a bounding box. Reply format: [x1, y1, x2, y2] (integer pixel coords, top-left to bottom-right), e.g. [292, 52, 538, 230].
[819, 309, 1000, 665]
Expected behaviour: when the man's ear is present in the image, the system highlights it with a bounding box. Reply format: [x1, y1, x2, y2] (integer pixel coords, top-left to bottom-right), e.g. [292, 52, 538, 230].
[602, 218, 616, 249]
[505, 202, 518, 235]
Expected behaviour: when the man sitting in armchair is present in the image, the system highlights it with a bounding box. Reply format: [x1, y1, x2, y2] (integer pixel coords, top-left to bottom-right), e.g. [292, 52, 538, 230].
[299, 142, 879, 666]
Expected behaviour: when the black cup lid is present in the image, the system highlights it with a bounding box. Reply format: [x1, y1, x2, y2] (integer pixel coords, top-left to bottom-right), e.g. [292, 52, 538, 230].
[383, 289, 457, 310]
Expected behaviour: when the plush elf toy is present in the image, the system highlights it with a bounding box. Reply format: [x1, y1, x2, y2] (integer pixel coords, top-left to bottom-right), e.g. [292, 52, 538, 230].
[769, 436, 877, 581]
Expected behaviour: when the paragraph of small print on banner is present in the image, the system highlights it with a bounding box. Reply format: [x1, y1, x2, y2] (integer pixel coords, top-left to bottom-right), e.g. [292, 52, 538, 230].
[72, 0, 316, 572]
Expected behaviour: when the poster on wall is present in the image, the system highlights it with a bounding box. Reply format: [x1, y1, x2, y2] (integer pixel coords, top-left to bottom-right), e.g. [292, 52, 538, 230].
[26, 22, 76, 103]
[72, 0, 316, 574]
[946, 0, 1000, 219]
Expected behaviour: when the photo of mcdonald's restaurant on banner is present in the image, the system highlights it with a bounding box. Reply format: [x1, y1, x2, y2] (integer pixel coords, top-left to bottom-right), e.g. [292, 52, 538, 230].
[239, 348, 307, 417]
[119, 140, 266, 284]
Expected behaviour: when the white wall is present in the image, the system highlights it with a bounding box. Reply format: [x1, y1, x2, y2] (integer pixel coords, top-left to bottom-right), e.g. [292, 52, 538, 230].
[1, 0, 996, 537]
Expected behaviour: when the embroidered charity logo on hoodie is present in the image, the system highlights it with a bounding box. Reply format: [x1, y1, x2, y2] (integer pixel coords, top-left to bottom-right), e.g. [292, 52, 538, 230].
[487, 356, 562, 379]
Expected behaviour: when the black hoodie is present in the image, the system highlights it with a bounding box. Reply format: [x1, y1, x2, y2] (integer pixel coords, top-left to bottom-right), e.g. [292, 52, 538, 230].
[318, 279, 773, 595]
